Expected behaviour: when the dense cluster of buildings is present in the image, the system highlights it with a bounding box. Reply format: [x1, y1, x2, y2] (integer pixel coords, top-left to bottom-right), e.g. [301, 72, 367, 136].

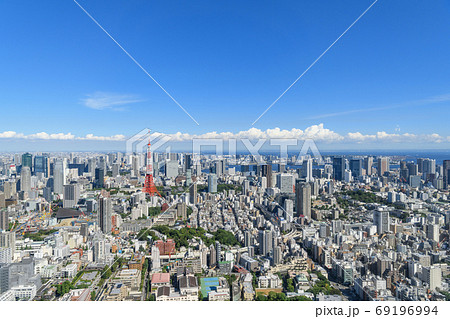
[0, 151, 449, 301]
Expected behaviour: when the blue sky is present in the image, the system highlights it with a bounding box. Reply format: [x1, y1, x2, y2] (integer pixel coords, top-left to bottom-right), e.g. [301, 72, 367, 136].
[0, 0, 450, 151]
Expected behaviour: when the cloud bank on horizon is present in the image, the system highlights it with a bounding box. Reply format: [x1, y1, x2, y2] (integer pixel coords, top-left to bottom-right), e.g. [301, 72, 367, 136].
[1, 124, 449, 145]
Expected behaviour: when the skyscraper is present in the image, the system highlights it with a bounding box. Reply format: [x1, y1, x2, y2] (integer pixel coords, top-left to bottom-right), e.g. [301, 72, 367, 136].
[184, 154, 193, 172]
[364, 157, 373, 176]
[189, 183, 197, 204]
[0, 231, 15, 256]
[301, 158, 313, 182]
[295, 180, 311, 219]
[53, 159, 66, 195]
[214, 159, 226, 176]
[20, 166, 31, 193]
[0, 211, 9, 231]
[94, 168, 104, 189]
[34, 155, 49, 177]
[333, 157, 345, 181]
[208, 174, 218, 193]
[350, 159, 362, 178]
[165, 160, 178, 178]
[373, 208, 390, 234]
[277, 173, 295, 194]
[176, 202, 187, 220]
[422, 159, 436, 181]
[443, 160, 450, 189]
[259, 164, 273, 187]
[21, 153, 32, 170]
[377, 157, 390, 177]
[112, 163, 120, 177]
[423, 266, 441, 291]
[215, 241, 221, 264]
[98, 192, 112, 234]
[63, 183, 80, 208]
[258, 230, 272, 256]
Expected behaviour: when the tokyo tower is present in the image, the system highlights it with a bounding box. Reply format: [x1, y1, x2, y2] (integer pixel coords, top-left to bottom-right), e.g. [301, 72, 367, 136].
[143, 134, 161, 197]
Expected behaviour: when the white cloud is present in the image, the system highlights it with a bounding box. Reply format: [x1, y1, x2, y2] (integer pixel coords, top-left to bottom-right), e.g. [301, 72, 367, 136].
[79, 134, 126, 141]
[346, 131, 445, 143]
[167, 124, 344, 142]
[0, 131, 126, 141]
[0, 131, 25, 139]
[0, 125, 448, 145]
[81, 92, 143, 110]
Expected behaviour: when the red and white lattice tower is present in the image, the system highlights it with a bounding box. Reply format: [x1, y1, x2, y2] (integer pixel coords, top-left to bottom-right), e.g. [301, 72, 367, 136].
[143, 134, 161, 197]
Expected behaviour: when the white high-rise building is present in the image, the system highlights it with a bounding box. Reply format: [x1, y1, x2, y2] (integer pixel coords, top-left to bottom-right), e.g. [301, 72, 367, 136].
[426, 224, 439, 242]
[373, 208, 390, 234]
[165, 160, 178, 178]
[0, 231, 15, 256]
[20, 167, 31, 193]
[301, 159, 313, 182]
[151, 246, 161, 270]
[53, 159, 66, 195]
[277, 173, 295, 194]
[63, 183, 80, 208]
[423, 266, 441, 291]
[258, 176, 267, 191]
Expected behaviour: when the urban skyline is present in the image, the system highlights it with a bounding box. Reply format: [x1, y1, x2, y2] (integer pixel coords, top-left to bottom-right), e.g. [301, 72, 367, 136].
[1, 0, 450, 310]
[1, 0, 450, 152]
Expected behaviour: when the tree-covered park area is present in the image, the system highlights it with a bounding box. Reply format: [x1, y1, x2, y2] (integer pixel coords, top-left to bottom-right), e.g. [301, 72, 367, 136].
[341, 190, 385, 204]
[255, 291, 312, 301]
[23, 229, 57, 241]
[151, 225, 240, 248]
[307, 272, 342, 297]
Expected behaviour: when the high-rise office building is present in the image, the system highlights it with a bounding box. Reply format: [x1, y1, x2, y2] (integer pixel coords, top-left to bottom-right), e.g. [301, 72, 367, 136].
[350, 159, 362, 178]
[63, 183, 80, 208]
[208, 174, 218, 193]
[377, 157, 390, 177]
[98, 192, 112, 234]
[0, 231, 15, 256]
[443, 160, 450, 189]
[417, 158, 425, 174]
[165, 160, 178, 178]
[0, 211, 9, 231]
[426, 224, 439, 242]
[295, 180, 311, 219]
[277, 173, 295, 194]
[53, 159, 66, 194]
[0, 263, 10, 294]
[94, 168, 104, 189]
[20, 166, 31, 193]
[215, 241, 221, 264]
[421, 158, 436, 181]
[112, 163, 120, 177]
[301, 159, 313, 182]
[423, 266, 441, 291]
[333, 157, 345, 181]
[259, 164, 273, 187]
[33, 155, 49, 177]
[373, 208, 390, 234]
[364, 157, 373, 176]
[189, 183, 197, 204]
[214, 160, 226, 176]
[184, 154, 193, 172]
[176, 202, 187, 220]
[258, 230, 272, 256]
[21, 153, 32, 170]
